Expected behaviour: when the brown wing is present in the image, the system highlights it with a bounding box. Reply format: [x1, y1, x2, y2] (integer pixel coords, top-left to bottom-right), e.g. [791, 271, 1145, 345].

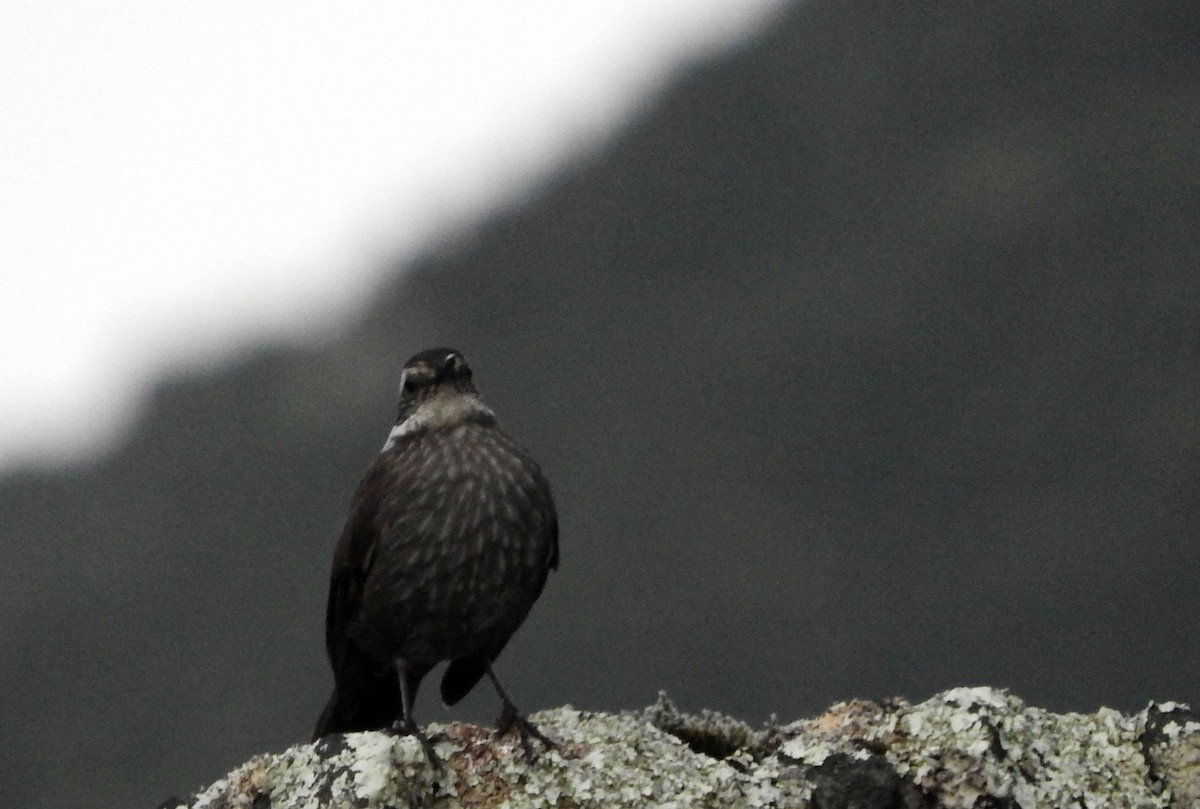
[313, 460, 402, 738]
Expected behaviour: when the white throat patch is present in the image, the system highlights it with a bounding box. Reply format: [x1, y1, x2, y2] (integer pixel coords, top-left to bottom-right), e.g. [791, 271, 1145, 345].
[381, 394, 495, 451]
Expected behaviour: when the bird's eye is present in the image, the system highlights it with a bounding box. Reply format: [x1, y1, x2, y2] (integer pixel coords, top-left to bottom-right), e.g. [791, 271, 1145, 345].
[400, 372, 417, 393]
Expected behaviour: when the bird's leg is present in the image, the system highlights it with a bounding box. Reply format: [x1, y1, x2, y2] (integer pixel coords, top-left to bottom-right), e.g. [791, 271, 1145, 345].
[484, 661, 558, 760]
[390, 659, 442, 770]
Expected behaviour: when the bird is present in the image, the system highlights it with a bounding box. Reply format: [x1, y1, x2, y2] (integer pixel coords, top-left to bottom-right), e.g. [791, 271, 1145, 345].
[312, 347, 559, 767]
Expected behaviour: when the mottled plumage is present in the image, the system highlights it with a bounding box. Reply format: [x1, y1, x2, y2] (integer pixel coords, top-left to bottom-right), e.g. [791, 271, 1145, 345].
[313, 348, 558, 765]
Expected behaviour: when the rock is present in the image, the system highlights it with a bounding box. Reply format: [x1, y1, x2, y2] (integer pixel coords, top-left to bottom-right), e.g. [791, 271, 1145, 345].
[160, 688, 1200, 808]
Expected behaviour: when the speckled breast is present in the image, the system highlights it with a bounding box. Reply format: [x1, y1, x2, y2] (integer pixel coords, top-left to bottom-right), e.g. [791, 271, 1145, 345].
[355, 421, 555, 664]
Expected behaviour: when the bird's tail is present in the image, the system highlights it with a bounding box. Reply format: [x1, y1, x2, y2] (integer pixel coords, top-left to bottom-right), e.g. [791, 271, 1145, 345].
[312, 690, 346, 741]
[312, 666, 403, 741]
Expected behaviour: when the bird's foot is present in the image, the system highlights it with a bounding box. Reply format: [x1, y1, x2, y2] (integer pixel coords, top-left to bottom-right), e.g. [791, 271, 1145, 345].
[389, 716, 443, 770]
[496, 701, 558, 761]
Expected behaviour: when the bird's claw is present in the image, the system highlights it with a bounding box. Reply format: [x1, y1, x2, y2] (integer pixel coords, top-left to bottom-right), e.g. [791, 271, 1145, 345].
[389, 717, 444, 770]
[497, 702, 558, 761]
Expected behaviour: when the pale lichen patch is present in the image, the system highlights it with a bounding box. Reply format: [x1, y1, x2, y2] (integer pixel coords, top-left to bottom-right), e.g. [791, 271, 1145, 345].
[883, 688, 1164, 808]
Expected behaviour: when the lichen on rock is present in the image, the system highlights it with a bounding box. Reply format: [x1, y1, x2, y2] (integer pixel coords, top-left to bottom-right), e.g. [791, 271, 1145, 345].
[162, 689, 1200, 808]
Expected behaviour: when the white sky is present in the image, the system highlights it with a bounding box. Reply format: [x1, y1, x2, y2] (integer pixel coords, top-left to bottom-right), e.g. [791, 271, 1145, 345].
[0, 1, 787, 474]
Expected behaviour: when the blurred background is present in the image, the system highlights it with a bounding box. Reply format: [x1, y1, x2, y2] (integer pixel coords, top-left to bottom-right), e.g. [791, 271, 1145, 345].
[2, 1, 1198, 807]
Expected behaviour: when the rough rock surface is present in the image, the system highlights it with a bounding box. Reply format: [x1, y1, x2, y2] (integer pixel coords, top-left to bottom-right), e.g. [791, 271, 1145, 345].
[158, 688, 1200, 808]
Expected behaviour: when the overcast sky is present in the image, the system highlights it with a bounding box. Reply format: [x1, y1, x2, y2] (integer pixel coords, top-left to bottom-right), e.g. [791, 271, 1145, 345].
[0, 1, 787, 474]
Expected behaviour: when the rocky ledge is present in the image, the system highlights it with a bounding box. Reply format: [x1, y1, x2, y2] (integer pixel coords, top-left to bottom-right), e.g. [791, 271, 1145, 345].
[159, 687, 1200, 808]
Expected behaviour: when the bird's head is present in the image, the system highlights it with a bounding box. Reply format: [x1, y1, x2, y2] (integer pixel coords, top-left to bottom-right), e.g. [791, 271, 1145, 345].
[384, 348, 495, 447]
